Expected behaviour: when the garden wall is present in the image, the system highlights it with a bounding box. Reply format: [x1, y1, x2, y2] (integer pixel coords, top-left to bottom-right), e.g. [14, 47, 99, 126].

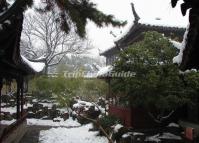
[109, 105, 160, 128]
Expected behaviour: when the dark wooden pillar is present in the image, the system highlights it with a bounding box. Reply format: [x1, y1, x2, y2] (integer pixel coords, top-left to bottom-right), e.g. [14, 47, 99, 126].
[107, 78, 111, 99]
[16, 78, 21, 119]
[20, 78, 24, 116]
[0, 78, 3, 120]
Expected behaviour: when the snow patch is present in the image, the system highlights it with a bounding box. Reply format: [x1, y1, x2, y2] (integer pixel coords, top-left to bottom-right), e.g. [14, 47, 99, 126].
[39, 123, 108, 143]
[173, 24, 189, 64]
[145, 133, 182, 142]
[0, 119, 16, 125]
[170, 40, 181, 50]
[97, 65, 113, 77]
[73, 100, 99, 112]
[113, 124, 123, 133]
[1, 106, 16, 114]
[167, 123, 180, 128]
[145, 134, 161, 142]
[4, 20, 11, 25]
[159, 132, 182, 140]
[21, 55, 45, 72]
[27, 117, 81, 127]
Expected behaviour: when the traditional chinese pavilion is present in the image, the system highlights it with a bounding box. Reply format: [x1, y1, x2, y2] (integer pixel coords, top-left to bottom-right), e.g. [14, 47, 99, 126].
[98, 3, 186, 128]
[0, 0, 44, 142]
[100, 3, 186, 66]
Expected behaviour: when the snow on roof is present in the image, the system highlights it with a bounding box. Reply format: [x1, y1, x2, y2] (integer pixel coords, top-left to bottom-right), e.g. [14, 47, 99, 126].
[100, 1, 188, 55]
[21, 55, 45, 73]
[97, 65, 113, 77]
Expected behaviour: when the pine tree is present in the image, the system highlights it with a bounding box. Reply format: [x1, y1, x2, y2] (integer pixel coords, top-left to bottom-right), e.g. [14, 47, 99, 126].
[0, 0, 126, 37]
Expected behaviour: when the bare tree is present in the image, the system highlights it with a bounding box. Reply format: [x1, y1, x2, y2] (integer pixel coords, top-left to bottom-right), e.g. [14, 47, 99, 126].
[21, 10, 92, 74]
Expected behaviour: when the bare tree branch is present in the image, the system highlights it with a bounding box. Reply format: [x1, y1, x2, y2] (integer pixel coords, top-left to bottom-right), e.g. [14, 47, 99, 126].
[21, 9, 92, 74]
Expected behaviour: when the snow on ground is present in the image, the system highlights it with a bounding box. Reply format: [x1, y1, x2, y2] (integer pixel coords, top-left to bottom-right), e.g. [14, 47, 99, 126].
[1, 106, 16, 114]
[39, 123, 108, 143]
[145, 132, 182, 142]
[145, 134, 161, 142]
[122, 132, 144, 138]
[159, 132, 182, 140]
[27, 117, 80, 127]
[0, 119, 16, 125]
[0, 117, 80, 127]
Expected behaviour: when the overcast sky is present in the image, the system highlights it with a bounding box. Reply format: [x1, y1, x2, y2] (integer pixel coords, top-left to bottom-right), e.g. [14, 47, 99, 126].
[86, 0, 189, 57]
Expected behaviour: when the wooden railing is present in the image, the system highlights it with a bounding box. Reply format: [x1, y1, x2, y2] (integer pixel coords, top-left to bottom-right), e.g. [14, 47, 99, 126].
[0, 112, 27, 142]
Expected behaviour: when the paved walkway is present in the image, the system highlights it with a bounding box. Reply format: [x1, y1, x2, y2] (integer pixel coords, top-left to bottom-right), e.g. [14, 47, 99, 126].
[19, 126, 51, 143]
[19, 125, 80, 143]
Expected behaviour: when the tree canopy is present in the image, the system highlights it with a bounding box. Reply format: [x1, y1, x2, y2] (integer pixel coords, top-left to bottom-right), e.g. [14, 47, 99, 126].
[111, 31, 199, 123]
[0, 0, 126, 37]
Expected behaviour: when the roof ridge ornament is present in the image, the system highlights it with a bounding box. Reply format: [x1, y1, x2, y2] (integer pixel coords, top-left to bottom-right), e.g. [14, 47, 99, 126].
[131, 2, 140, 24]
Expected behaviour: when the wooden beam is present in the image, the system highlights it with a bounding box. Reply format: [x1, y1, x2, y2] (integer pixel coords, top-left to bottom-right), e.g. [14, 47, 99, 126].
[20, 78, 24, 116]
[107, 78, 111, 99]
[0, 0, 24, 23]
[0, 78, 2, 120]
[16, 78, 21, 119]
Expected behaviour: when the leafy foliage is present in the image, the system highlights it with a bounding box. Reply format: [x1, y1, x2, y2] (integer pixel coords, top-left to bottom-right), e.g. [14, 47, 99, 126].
[97, 115, 122, 135]
[45, 0, 127, 37]
[30, 74, 108, 106]
[30, 75, 82, 107]
[79, 79, 108, 101]
[112, 31, 199, 113]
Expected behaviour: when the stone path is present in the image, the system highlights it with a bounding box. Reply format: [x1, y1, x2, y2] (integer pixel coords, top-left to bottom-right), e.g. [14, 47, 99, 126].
[19, 126, 51, 143]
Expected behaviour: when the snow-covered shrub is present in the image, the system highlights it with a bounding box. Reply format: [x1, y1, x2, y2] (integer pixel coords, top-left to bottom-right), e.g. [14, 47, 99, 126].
[72, 99, 101, 124]
[97, 97, 106, 108]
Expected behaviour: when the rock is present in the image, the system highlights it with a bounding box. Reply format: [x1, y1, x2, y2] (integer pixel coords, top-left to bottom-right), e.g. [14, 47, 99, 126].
[61, 113, 69, 121]
[4, 112, 13, 121]
[52, 104, 57, 110]
[32, 103, 43, 113]
[2, 95, 11, 103]
[27, 107, 33, 112]
[35, 110, 44, 119]
[49, 109, 60, 119]
[98, 97, 106, 107]
[43, 107, 49, 116]
[27, 112, 35, 118]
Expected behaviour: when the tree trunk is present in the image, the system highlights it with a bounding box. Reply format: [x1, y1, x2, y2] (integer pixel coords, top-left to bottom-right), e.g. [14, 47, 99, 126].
[44, 61, 48, 75]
